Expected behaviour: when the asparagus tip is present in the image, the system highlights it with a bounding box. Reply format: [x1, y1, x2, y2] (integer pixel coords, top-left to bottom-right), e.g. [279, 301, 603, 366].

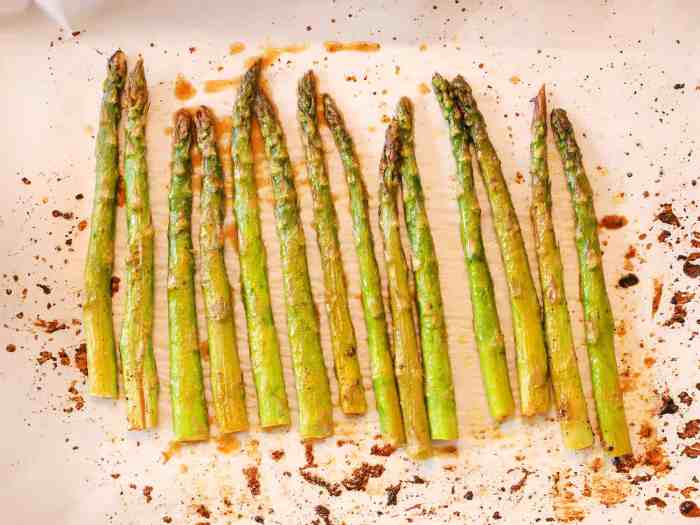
[532, 85, 546, 126]
[380, 119, 401, 184]
[108, 49, 127, 79]
[321, 93, 339, 126]
[550, 108, 570, 135]
[298, 70, 316, 113]
[126, 57, 147, 109]
[173, 109, 192, 143]
[243, 58, 262, 84]
[193, 105, 215, 146]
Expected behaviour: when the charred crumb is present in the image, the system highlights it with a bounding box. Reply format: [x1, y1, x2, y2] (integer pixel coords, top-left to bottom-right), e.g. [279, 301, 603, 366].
[6, 344, 16, 353]
[652, 279, 664, 317]
[385, 482, 402, 505]
[612, 454, 636, 473]
[631, 473, 652, 485]
[679, 392, 693, 406]
[656, 204, 681, 227]
[142, 485, 153, 503]
[111, 276, 120, 296]
[74, 343, 88, 375]
[617, 274, 639, 288]
[270, 449, 285, 461]
[509, 468, 533, 492]
[34, 318, 68, 334]
[370, 443, 396, 457]
[341, 463, 385, 491]
[658, 230, 671, 243]
[680, 501, 700, 517]
[645, 497, 667, 508]
[599, 215, 628, 229]
[678, 420, 700, 439]
[195, 504, 210, 519]
[659, 395, 679, 416]
[410, 475, 426, 484]
[683, 254, 700, 278]
[681, 442, 700, 458]
[243, 466, 261, 496]
[36, 283, 52, 294]
[303, 441, 316, 468]
[314, 505, 332, 525]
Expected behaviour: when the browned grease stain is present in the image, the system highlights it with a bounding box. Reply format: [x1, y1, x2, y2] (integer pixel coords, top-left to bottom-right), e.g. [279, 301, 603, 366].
[174, 74, 196, 101]
[161, 441, 182, 463]
[204, 76, 241, 93]
[552, 470, 586, 522]
[245, 44, 308, 69]
[433, 445, 458, 457]
[229, 42, 245, 54]
[419, 43, 428, 51]
[591, 474, 630, 507]
[215, 116, 233, 138]
[510, 75, 521, 85]
[198, 340, 209, 360]
[191, 147, 202, 168]
[164, 126, 173, 136]
[599, 214, 628, 229]
[324, 41, 380, 53]
[651, 278, 663, 317]
[418, 82, 430, 95]
[216, 433, 241, 454]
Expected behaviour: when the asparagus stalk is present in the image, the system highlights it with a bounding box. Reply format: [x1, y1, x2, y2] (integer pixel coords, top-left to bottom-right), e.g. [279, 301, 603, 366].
[297, 71, 366, 415]
[120, 58, 158, 429]
[231, 61, 290, 428]
[168, 110, 210, 442]
[84, 50, 126, 398]
[451, 76, 550, 416]
[322, 94, 405, 444]
[254, 88, 334, 439]
[550, 108, 631, 456]
[529, 89, 593, 450]
[395, 97, 458, 440]
[431, 73, 515, 422]
[378, 119, 432, 459]
[194, 106, 249, 434]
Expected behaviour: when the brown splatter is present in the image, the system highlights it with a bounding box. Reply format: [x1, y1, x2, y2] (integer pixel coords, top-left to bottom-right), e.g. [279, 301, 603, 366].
[304, 441, 316, 468]
[110, 276, 120, 296]
[680, 391, 693, 406]
[434, 445, 458, 456]
[682, 487, 699, 498]
[216, 433, 240, 454]
[419, 43, 428, 51]
[658, 229, 672, 243]
[386, 482, 402, 505]
[174, 74, 196, 101]
[652, 279, 663, 317]
[315, 505, 333, 525]
[37, 351, 55, 365]
[370, 443, 396, 457]
[78, 219, 88, 231]
[204, 77, 241, 93]
[243, 465, 261, 496]
[418, 82, 430, 94]
[645, 497, 667, 508]
[684, 254, 700, 278]
[324, 41, 380, 53]
[510, 468, 533, 493]
[143, 486, 153, 503]
[271, 449, 285, 461]
[6, 344, 16, 353]
[612, 454, 636, 473]
[245, 44, 308, 69]
[36, 283, 51, 294]
[680, 501, 700, 517]
[641, 440, 671, 475]
[161, 441, 182, 463]
[162, 517, 172, 523]
[58, 350, 70, 366]
[599, 215, 628, 229]
[644, 356, 656, 368]
[229, 42, 245, 54]
[682, 442, 700, 458]
[515, 171, 525, 184]
[34, 318, 67, 333]
[299, 468, 341, 496]
[657, 204, 681, 227]
[341, 463, 385, 491]
[510, 75, 521, 85]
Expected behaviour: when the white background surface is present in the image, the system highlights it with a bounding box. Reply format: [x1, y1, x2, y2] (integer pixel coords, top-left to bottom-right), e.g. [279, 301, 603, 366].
[1, 1, 699, 523]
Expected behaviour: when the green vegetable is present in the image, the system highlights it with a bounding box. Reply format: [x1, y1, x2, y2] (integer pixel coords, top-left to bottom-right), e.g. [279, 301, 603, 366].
[431, 73, 515, 422]
[322, 93, 405, 444]
[530, 88, 593, 449]
[230, 61, 290, 428]
[452, 75, 550, 416]
[297, 71, 366, 415]
[84, 50, 126, 398]
[167, 110, 210, 442]
[395, 97, 458, 440]
[194, 105, 249, 434]
[378, 119, 432, 459]
[120, 58, 159, 430]
[550, 107, 631, 456]
[254, 87, 334, 439]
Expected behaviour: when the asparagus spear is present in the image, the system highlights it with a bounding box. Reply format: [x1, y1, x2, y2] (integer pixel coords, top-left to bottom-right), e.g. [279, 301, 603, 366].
[168, 110, 210, 442]
[395, 97, 458, 440]
[550, 108, 631, 456]
[194, 106, 249, 434]
[120, 58, 158, 429]
[530, 89, 593, 449]
[84, 50, 126, 398]
[322, 94, 405, 444]
[231, 62, 290, 428]
[297, 71, 366, 415]
[254, 88, 334, 439]
[378, 119, 432, 459]
[431, 74, 515, 422]
[451, 76, 550, 416]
